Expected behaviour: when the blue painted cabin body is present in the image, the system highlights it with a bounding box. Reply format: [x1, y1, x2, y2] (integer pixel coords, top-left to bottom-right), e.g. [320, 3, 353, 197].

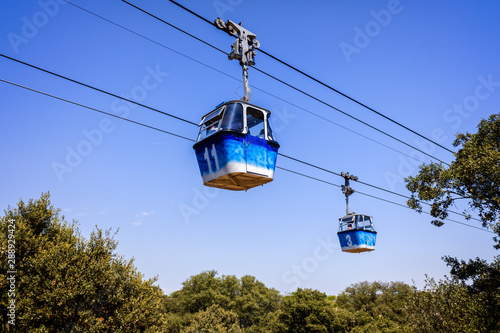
[337, 214, 377, 253]
[193, 101, 279, 191]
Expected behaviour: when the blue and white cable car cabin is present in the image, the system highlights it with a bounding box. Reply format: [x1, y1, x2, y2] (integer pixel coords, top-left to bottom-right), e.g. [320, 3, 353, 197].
[193, 19, 280, 191]
[337, 172, 377, 253]
[193, 101, 280, 191]
[337, 213, 377, 253]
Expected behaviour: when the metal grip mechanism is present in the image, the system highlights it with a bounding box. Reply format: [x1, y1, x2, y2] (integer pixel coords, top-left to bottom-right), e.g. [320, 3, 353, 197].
[341, 172, 358, 215]
[214, 18, 260, 102]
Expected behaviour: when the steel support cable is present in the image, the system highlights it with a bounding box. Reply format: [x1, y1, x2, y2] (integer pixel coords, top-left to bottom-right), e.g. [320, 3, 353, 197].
[251, 66, 449, 166]
[3, 77, 487, 232]
[0, 52, 473, 221]
[120, 0, 227, 55]
[276, 166, 492, 234]
[0, 54, 422, 182]
[109, 14, 473, 220]
[0, 78, 194, 142]
[277, 152, 479, 222]
[65, 0, 448, 171]
[0, 54, 199, 127]
[63, 0, 229, 78]
[258, 49, 454, 153]
[64, 0, 428, 166]
[278, 152, 413, 202]
[120, 0, 450, 166]
[166, 0, 455, 155]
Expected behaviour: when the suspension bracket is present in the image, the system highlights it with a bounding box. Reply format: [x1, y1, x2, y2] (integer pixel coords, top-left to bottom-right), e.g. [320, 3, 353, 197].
[214, 18, 260, 102]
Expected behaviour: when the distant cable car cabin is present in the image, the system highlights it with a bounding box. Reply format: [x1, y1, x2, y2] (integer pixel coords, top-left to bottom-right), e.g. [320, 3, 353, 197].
[337, 213, 377, 253]
[193, 100, 279, 191]
[337, 172, 377, 253]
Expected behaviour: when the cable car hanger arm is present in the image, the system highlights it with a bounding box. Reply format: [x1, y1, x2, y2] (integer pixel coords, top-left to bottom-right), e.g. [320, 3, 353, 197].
[214, 18, 260, 102]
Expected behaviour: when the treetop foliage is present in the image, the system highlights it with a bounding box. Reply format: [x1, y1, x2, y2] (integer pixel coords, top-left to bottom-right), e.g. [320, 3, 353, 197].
[405, 113, 500, 247]
[0, 193, 166, 332]
[2, 193, 500, 331]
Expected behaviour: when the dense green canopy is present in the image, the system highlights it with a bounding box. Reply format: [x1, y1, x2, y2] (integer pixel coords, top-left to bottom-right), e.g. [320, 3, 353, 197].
[0, 193, 166, 332]
[2, 184, 499, 331]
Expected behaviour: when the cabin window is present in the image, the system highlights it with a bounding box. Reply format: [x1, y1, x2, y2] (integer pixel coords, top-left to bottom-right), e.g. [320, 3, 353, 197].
[198, 120, 220, 141]
[355, 215, 365, 229]
[197, 107, 223, 142]
[339, 215, 373, 231]
[246, 108, 266, 138]
[220, 103, 244, 132]
[364, 216, 373, 231]
[339, 216, 354, 232]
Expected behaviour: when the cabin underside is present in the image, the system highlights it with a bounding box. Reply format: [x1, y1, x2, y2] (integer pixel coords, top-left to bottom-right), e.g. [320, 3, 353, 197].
[340, 245, 375, 253]
[204, 172, 273, 191]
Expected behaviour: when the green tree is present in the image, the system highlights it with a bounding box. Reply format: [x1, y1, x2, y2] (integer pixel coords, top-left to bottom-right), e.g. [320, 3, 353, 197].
[405, 113, 500, 246]
[267, 288, 355, 333]
[166, 271, 282, 331]
[441, 255, 500, 331]
[405, 276, 488, 332]
[0, 193, 167, 332]
[183, 304, 242, 333]
[171, 270, 231, 313]
[336, 281, 413, 332]
[234, 275, 282, 330]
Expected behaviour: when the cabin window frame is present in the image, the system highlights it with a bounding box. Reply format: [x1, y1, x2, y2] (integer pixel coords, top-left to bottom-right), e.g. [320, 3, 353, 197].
[220, 102, 244, 133]
[245, 106, 267, 139]
[197, 106, 224, 142]
[196, 102, 277, 143]
[339, 216, 354, 232]
[338, 215, 374, 232]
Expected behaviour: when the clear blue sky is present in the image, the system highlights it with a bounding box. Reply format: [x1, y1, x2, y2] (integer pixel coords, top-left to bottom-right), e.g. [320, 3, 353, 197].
[1, 0, 499, 295]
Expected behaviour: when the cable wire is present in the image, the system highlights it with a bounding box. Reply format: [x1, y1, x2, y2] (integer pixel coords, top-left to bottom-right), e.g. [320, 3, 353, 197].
[0, 53, 198, 127]
[121, 0, 227, 55]
[285, 173, 492, 233]
[5, 0, 432, 167]
[120, 1, 450, 166]
[63, 0, 428, 166]
[276, 166, 493, 234]
[258, 49, 454, 153]
[167, 0, 455, 155]
[277, 152, 479, 222]
[0, 78, 194, 142]
[2, 77, 489, 233]
[83, 1, 465, 214]
[251, 66, 449, 165]
[0, 53, 474, 222]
